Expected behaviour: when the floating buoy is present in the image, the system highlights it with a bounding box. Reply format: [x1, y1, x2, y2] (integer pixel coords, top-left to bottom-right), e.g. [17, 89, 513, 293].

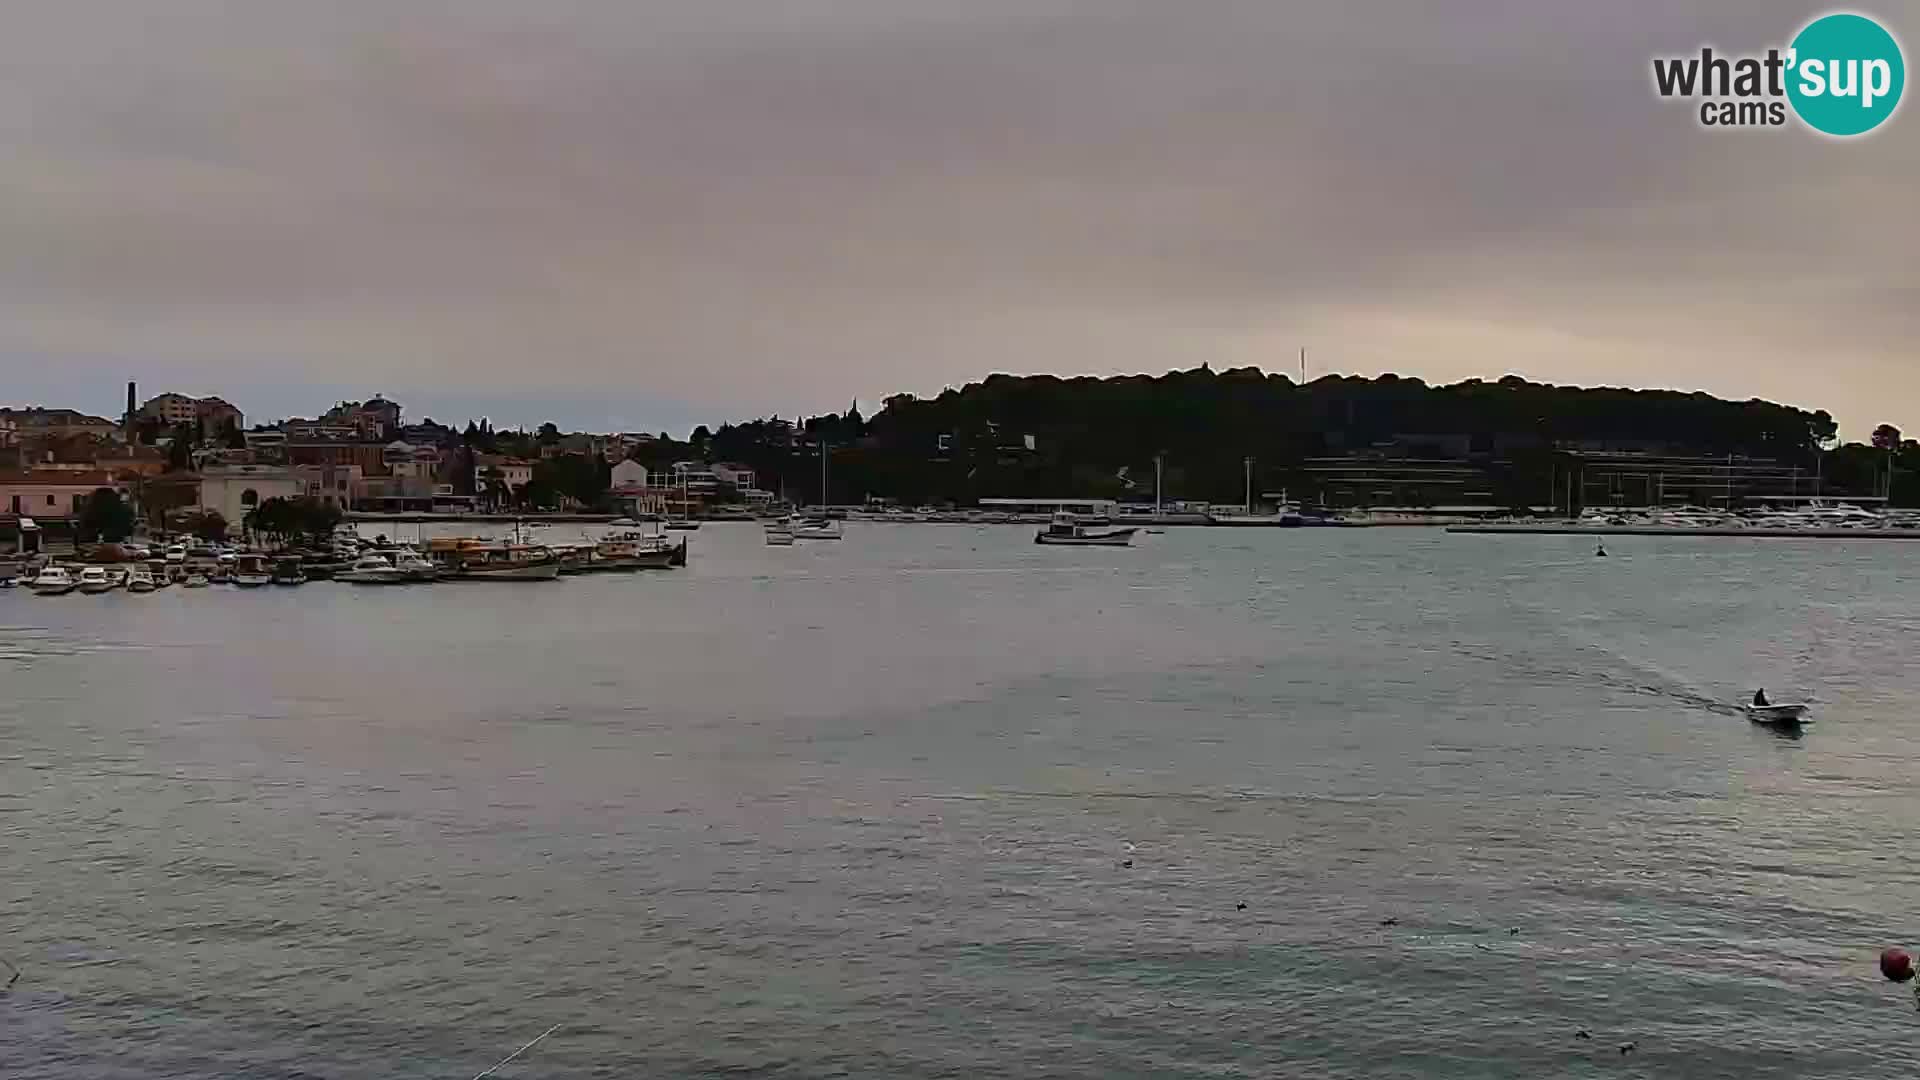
[1881, 947, 1914, 983]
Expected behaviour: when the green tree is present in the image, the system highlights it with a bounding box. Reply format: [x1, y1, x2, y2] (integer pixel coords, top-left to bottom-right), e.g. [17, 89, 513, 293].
[190, 510, 229, 541]
[78, 488, 136, 543]
[165, 423, 196, 471]
[1872, 424, 1902, 450]
[247, 496, 343, 542]
[537, 422, 563, 446]
[296, 498, 343, 539]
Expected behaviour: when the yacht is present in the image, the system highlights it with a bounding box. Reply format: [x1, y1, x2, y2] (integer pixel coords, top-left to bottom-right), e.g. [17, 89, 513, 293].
[392, 548, 442, 582]
[77, 566, 122, 594]
[29, 565, 79, 595]
[164, 543, 188, 564]
[125, 566, 158, 593]
[337, 553, 410, 585]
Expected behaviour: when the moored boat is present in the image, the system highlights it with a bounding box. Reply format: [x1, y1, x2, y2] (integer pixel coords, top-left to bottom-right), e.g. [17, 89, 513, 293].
[29, 565, 78, 595]
[77, 566, 122, 594]
[425, 538, 561, 581]
[125, 565, 158, 592]
[233, 554, 273, 587]
[789, 515, 842, 540]
[270, 557, 308, 585]
[392, 549, 441, 582]
[337, 553, 410, 585]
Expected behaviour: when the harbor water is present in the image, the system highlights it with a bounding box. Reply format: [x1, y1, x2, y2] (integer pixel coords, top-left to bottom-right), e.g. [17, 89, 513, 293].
[5, 525, 1920, 1077]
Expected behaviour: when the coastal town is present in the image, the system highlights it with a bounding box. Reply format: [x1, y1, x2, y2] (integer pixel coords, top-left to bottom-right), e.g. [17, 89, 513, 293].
[4, 369, 1920, 586]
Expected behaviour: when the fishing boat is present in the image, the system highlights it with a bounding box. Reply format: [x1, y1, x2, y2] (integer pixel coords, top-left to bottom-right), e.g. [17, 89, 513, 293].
[233, 554, 273, 587]
[587, 536, 646, 572]
[269, 557, 308, 585]
[29, 565, 78, 595]
[125, 565, 158, 593]
[595, 530, 681, 569]
[77, 566, 122, 594]
[425, 538, 560, 581]
[551, 543, 592, 575]
[459, 545, 561, 580]
[1034, 513, 1138, 547]
[1746, 702, 1811, 727]
[336, 553, 409, 585]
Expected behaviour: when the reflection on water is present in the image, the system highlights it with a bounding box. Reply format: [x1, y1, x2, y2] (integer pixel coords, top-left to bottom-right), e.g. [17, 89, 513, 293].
[2, 526, 1918, 1078]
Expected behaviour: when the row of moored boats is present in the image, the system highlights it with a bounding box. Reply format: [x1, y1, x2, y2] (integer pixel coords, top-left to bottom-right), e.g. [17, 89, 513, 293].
[8, 529, 691, 593]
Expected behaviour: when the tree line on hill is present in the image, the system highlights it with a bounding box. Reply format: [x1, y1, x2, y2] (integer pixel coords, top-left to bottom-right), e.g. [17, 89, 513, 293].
[606, 368, 1883, 508]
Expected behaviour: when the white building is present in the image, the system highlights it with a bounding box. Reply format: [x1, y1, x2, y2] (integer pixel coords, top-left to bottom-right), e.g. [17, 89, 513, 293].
[609, 459, 651, 490]
[711, 462, 756, 490]
[198, 465, 304, 528]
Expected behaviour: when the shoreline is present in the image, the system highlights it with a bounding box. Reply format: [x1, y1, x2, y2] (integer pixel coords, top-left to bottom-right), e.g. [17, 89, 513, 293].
[1448, 523, 1920, 540]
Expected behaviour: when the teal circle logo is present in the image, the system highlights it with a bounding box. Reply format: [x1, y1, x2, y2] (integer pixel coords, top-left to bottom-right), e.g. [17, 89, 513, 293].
[1787, 12, 1905, 136]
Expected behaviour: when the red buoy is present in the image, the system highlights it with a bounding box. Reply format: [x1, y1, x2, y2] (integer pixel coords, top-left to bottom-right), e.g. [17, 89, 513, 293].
[1881, 948, 1914, 983]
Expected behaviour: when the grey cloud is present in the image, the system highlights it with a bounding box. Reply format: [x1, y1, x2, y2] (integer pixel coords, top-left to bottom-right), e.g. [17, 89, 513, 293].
[0, 1, 1914, 433]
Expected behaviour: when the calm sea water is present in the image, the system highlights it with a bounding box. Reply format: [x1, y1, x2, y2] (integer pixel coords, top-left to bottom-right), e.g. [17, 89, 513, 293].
[5, 524, 1920, 1078]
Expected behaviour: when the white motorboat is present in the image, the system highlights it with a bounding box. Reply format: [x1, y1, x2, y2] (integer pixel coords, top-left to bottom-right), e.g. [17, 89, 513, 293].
[125, 566, 158, 593]
[1034, 513, 1137, 547]
[232, 554, 273, 587]
[164, 543, 188, 564]
[183, 573, 211, 588]
[391, 548, 442, 582]
[77, 566, 121, 594]
[28, 565, 78, 595]
[789, 516, 842, 540]
[337, 554, 410, 585]
[765, 522, 796, 546]
[1746, 703, 1811, 726]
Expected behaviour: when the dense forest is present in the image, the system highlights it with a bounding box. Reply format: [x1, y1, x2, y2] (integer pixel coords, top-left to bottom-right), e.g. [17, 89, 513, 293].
[627, 368, 1861, 508]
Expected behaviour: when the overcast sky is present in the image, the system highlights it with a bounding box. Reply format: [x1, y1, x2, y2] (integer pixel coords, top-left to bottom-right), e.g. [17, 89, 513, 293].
[2, 1, 1914, 437]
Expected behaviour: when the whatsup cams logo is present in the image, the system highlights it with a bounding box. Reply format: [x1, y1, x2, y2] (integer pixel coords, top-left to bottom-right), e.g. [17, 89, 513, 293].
[1652, 11, 1905, 136]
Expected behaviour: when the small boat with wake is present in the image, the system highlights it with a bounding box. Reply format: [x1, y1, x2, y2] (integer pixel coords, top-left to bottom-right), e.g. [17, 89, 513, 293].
[1744, 690, 1811, 727]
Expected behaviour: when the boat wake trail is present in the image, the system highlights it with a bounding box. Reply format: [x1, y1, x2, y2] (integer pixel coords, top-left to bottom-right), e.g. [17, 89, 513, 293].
[1456, 619, 1742, 718]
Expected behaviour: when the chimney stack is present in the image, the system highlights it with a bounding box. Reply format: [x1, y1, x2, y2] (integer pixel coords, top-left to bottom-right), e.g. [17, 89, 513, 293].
[125, 381, 137, 440]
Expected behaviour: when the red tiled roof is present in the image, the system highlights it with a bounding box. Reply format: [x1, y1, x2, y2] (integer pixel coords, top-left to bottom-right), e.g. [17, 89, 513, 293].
[0, 470, 120, 486]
